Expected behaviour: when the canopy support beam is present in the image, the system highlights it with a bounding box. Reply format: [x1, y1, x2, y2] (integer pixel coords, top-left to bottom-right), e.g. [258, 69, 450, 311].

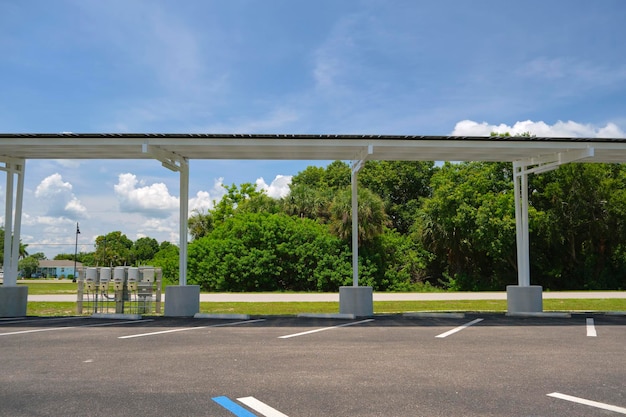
[143, 144, 198, 317]
[0, 157, 28, 317]
[508, 147, 594, 314]
[340, 145, 374, 317]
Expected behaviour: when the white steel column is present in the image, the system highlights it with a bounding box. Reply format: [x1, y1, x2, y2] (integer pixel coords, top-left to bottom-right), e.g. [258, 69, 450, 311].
[513, 161, 530, 287]
[143, 143, 198, 316]
[1, 158, 25, 287]
[351, 166, 359, 287]
[339, 146, 374, 317]
[142, 143, 189, 285]
[179, 158, 189, 286]
[3, 161, 14, 285]
[349, 144, 372, 287]
[509, 147, 594, 314]
[0, 158, 28, 317]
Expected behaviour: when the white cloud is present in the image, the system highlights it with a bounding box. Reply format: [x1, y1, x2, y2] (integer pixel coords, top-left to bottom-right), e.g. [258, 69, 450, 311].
[20, 216, 80, 256]
[33, 216, 74, 227]
[451, 120, 626, 138]
[188, 191, 212, 214]
[114, 173, 179, 218]
[597, 123, 626, 138]
[34, 173, 88, 218]
[114, 173, 230, 221]
[256, 175, 292, 199]
[189, 177, 228, 214]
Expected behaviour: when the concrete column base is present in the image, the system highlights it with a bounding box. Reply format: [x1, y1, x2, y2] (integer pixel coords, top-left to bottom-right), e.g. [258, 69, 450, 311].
[507, 285, 543, 314]
[339, 286, 373, 317]
[164, 285, 200, 317]
[0, 286, 28, 317]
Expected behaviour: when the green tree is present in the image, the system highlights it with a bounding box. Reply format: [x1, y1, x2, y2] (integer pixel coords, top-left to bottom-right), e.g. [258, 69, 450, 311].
[237, 192, 282, 214]
[360, 161, 435, 234]
[530, 163, 626, 289]
[18, 255, 40, 278]
[189, 183, 281, 240]
[29, 252, 46, 260]
[290, 161, 350, 190]
[281, 184, 332, 222]
[132, 237, 159, 264]
[417, 162, 517, 290]
[188, 212, 351, 292]
[0, 227, 29, 264]
[328, 187, 389, 244]
[289, 165, 325, 188]
[55, 252, 95, 266]
[149, 241, 179, 284]
[188, 209, 215, 240]
[94, 231, 133, 266]
[212, 183, 263, 222]
[357, 228, 432, 290]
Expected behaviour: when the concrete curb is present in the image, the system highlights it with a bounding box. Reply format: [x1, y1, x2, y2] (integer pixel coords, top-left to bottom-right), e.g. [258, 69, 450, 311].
[91, 313, 142, 320]
[506, 312, 571, 318]
[194, 313, 250, 320]
[297, 313, 356, 319]
[403, 312, 466, 318]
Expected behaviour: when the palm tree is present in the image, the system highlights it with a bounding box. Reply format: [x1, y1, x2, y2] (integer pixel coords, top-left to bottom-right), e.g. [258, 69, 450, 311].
[188, 209, 215, 240]
[282, 185, 332, 222]
[0, 227, 29, 261]
[19, 243, 29, 259]
[329, 187, 388, 244]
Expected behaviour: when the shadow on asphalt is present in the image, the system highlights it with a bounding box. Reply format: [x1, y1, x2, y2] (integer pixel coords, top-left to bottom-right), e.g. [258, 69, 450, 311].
[1, 313, 624, 329]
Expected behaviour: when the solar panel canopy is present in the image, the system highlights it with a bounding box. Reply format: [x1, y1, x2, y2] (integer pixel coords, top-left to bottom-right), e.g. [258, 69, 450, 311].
[1, 133, 625, 163]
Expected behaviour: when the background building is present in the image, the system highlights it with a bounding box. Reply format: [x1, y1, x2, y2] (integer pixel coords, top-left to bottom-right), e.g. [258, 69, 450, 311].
[36, 260, 82, 279]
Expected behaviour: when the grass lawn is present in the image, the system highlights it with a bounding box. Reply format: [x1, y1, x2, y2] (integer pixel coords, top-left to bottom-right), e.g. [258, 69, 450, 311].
[18, 280, 78, 294]
[16, 280, 626, 316]
[25, 298, 626, 317]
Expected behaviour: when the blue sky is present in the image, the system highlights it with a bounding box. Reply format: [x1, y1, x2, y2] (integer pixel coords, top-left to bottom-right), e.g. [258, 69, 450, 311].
[1, 0, 625, 258]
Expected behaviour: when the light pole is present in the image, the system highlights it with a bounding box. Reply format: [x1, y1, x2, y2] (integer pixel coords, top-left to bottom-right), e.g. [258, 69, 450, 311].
[73, 222, 80, 282]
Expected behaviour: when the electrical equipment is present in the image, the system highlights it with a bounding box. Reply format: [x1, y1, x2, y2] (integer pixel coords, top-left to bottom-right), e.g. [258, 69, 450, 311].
[99, 267, 111, 292]
[85, 268, 98, 292]
[113, 267, 125, 291]
[127, 267, 139, 291]
[76, 266, 162, 316]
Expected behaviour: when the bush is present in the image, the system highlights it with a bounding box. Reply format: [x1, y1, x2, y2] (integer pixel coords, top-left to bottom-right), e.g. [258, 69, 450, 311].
[188, 212, 352, 291]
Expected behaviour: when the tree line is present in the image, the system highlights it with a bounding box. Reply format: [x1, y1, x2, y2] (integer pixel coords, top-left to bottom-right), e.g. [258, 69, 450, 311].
[23, 159, 626, 291]
[186, 159, 626, 292]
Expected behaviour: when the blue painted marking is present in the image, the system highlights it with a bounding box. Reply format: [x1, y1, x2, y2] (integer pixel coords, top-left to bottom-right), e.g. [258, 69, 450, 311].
[212, 396, 258, 417]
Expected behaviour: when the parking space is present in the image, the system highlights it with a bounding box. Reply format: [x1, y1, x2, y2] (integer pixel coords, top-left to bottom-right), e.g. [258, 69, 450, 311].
[0, 313, 624, 416]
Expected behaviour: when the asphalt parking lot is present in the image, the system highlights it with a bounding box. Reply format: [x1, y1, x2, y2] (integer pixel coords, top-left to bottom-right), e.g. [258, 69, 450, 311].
[0, 313, 624, 417]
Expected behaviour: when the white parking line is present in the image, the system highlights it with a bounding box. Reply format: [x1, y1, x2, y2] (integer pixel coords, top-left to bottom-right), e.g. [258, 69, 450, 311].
[435, 318, 484, 338]
[119, 326, 208, 339]
[586, 318, 597, 337]
[547, 392, 626, 414]
[278, 319, 375, 339]
[209, 319, 266, 327]
[237, 396, 290, 417]
[118, 319, 266, 339]
[0, 319, 148, 336]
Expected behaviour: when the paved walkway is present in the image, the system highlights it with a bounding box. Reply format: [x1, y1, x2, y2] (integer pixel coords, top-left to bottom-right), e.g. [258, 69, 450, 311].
[27, 291, 626, 302]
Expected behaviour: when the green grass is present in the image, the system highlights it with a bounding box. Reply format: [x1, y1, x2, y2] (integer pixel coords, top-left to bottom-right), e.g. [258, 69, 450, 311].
[27, 302, 78, 316]
[196, 299, 626, 315]
[24, 298, 626, 317]
[18, 280, 78, 295]
[16, 281, 626, 316]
